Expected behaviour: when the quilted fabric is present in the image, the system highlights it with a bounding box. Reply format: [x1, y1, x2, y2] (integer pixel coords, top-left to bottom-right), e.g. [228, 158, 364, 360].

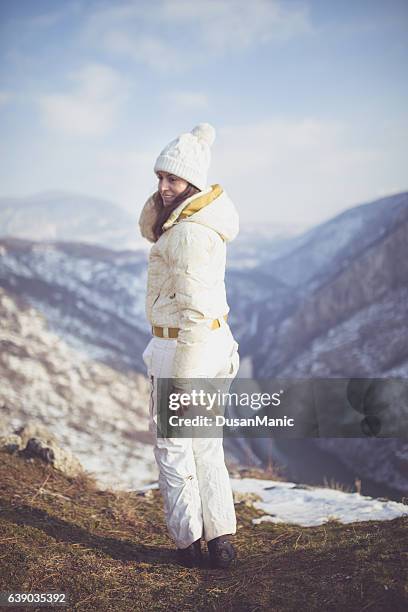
[138, 184, 239, 381]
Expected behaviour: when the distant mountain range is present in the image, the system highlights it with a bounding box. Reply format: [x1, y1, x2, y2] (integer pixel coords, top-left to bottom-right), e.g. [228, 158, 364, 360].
[0, 238, 150, 373]
[250, 191, 408, 377]
[1, 190, 407, 495]
[0, 190, 302, 263]
[0, 191, 145, 251]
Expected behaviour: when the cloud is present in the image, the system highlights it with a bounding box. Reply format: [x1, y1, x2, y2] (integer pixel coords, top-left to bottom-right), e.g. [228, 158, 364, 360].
[68, 117, 394, 227]
[164, 90, 209, 110]
[37, 63, 127, 137]
[81, 0, 312, 71]
[100, 30, 184, 72]
[2, 115, 405, 231]
[162, 0, 311, 51]
[212, 118, 389, 227]
[81, 2, 186, 73]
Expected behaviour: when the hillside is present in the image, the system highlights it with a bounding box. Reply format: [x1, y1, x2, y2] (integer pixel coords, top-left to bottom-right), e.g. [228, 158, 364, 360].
[0, 287, 157, 490]
[2, 192, 407, 379]
[1, 191, 407, 500]
[253, 192, 408, 377]
[0, 238, 150, 373]
[0, 192, 144, 251]
[0, 450, 407, 611]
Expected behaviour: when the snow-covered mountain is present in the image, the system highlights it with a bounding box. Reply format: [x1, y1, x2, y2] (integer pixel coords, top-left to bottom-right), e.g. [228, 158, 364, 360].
[0, 287, 158, 489]
[0, 238, 150, 372]
[257, 191, 408, 288]
[226, 222, 305, 270]
[0, 191, 301, 262]
[0, 191, 146, 251]
[1, 190, 407, 498]
[236, 191, 408, 499]
[234, 191, 408, 376]
[224, 191, 408, 379]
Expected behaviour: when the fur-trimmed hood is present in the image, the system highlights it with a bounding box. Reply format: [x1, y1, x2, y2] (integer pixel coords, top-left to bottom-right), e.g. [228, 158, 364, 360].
[140, 183, 239, 382]
[138, 184, 239, 244]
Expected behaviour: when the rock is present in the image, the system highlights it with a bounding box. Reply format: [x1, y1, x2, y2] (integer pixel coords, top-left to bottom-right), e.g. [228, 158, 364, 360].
[0, 421, 85, 479]
[20, 434, 84, 479]
[136, 489, 154, 499]
[24, 438, 55, 463]
[233, 491, 262, 506]
[0, 433, 24, 453]
[15, 422, 59, 447]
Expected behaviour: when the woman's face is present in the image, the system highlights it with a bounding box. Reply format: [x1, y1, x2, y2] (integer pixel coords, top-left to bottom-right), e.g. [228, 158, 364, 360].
[156, 171, 189, 206]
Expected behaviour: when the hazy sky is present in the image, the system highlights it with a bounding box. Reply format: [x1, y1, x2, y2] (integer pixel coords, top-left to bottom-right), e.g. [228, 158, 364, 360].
[1, 0, 407, 229]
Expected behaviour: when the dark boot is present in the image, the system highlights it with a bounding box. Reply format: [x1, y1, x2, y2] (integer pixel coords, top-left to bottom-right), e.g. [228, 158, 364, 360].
[177, 538, 202, 568]
[207, 534, 236, 569]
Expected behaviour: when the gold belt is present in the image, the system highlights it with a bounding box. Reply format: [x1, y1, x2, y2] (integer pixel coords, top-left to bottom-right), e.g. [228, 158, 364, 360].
[152, 314, 228, 339]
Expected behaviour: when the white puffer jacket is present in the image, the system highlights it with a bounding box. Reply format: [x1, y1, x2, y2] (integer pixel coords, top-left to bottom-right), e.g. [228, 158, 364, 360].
[138, 184, 239, 381]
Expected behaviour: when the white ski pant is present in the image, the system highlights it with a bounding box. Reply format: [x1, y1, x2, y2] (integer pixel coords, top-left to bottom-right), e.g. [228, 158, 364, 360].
[142, 320, 239, 549]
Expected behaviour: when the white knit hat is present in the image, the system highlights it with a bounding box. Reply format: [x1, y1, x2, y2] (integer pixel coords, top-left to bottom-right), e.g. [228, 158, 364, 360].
[154, 123, 216, 191]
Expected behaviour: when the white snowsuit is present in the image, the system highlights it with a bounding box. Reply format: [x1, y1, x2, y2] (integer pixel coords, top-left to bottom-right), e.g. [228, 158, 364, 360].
[139, 183, 240, 548]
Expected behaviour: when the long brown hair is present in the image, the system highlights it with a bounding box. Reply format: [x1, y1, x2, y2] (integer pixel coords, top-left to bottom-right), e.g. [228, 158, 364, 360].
[152, 183, 200, 242]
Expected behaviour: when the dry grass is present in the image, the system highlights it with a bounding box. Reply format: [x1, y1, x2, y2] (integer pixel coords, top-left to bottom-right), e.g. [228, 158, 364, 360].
[0, 449, 407, 611]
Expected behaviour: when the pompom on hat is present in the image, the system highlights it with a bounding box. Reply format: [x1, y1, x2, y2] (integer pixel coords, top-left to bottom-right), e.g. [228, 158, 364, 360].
[154, 123, 216, 191]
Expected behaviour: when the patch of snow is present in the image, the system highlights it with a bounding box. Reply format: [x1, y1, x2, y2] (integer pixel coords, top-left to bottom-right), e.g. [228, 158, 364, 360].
[230, 478, 408, 527]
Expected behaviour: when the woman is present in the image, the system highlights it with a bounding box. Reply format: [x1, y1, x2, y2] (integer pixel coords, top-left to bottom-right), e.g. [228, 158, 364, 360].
[138, 123, 240, 569]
